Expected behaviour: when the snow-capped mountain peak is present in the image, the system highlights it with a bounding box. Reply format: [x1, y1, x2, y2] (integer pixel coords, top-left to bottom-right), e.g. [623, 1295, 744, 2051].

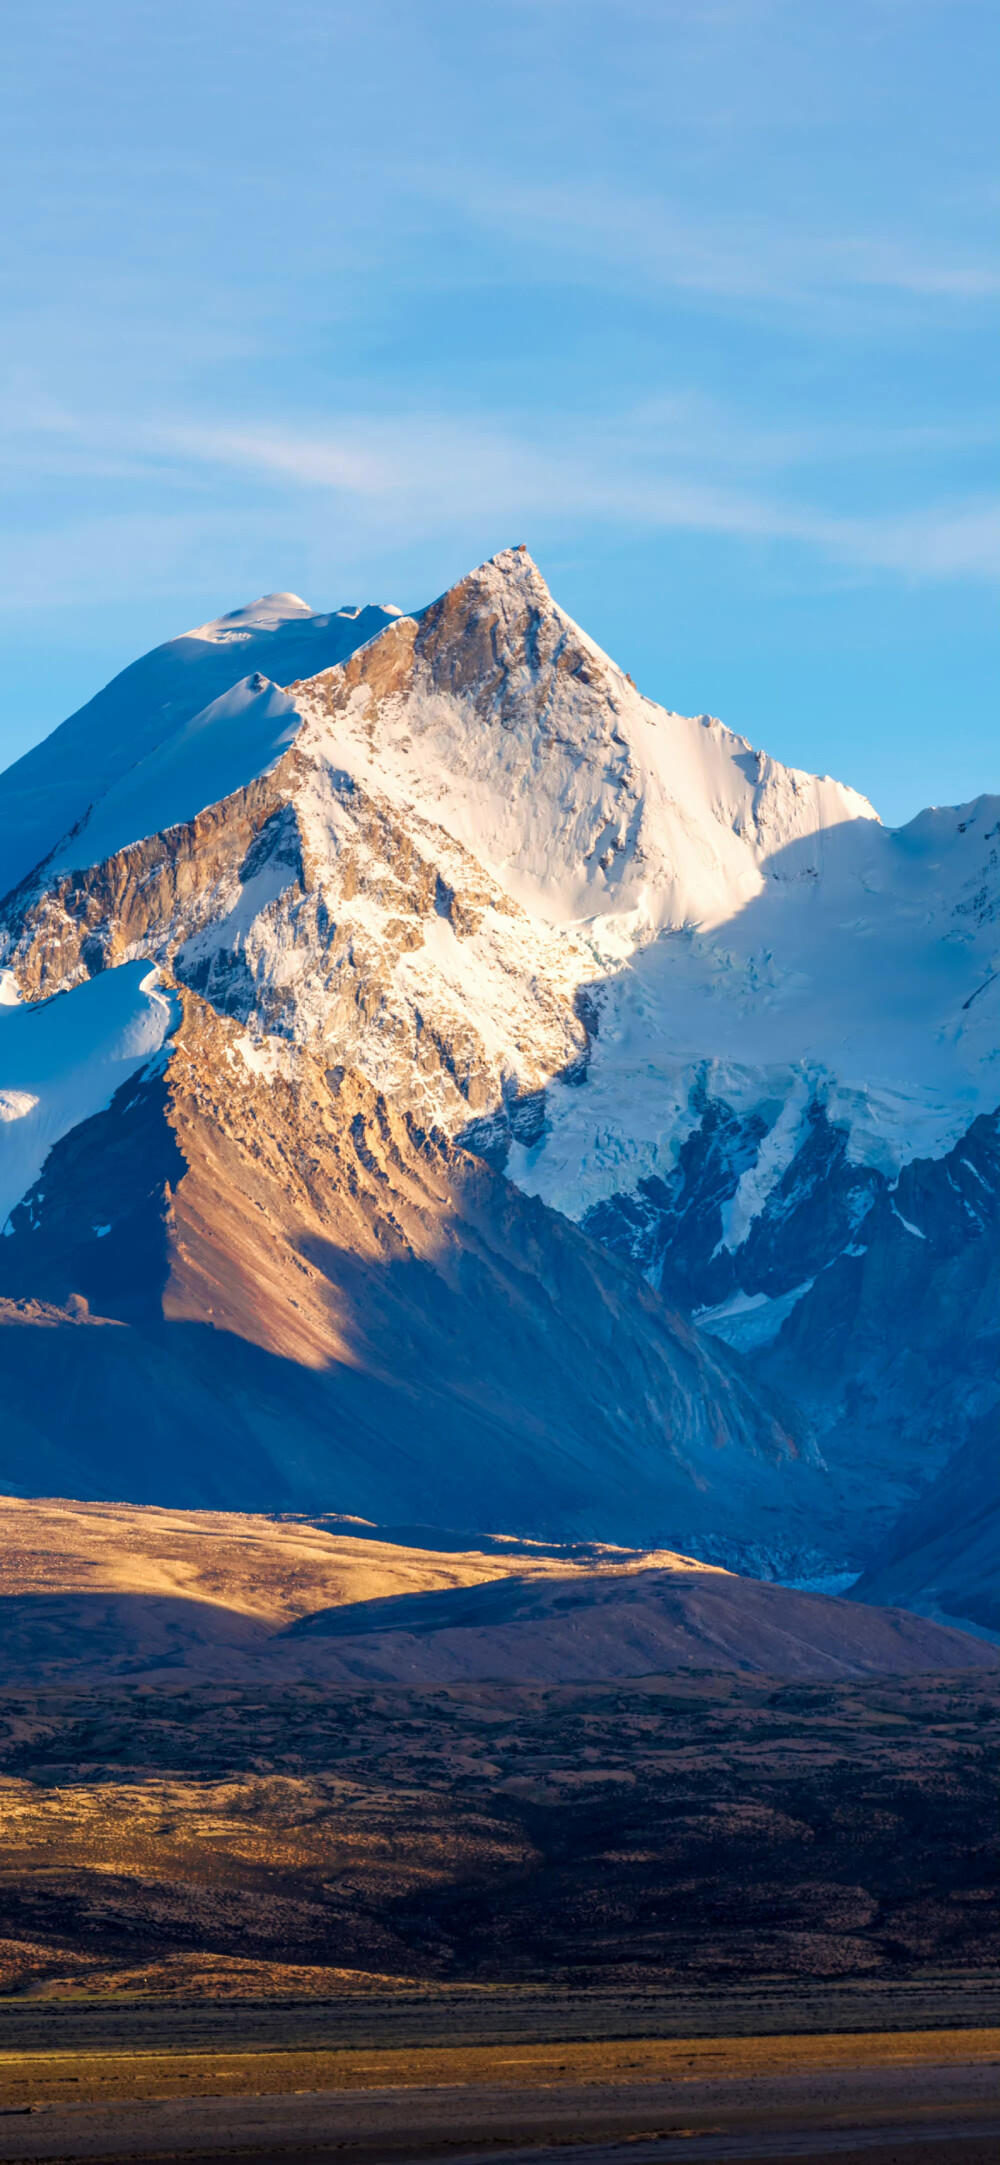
[293, 548, 881, 956]
[187, 591, 315, 639]
[0, 545, 995, 1591]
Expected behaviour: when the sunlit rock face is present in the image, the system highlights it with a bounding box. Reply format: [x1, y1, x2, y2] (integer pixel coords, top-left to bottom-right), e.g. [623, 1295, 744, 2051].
[0, 549, 995, 1598]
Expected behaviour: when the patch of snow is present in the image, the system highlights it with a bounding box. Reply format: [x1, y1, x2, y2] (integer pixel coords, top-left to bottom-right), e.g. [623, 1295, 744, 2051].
[696, 1280, 815, 1353]
[719, 1077, 812, 1253]
[176, 846, 306, 992]
[890, 1205, 927, 1239]
[185, 592, 315, 638]
[507, 1052, 700, 1221]
[0, 961, 178, 1227]
[229, 1030, 297, 1082]
[0, 1089, 39, 1122]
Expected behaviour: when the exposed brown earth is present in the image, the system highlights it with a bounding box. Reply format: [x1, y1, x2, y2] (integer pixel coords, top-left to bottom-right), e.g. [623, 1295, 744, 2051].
[0, 1505, 993, 2013]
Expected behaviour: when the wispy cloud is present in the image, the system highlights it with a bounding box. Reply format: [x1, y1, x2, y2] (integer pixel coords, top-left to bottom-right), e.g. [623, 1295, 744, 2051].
[0, 400, 995, 603]
[163, 416, 1000, 582]
[838, 240, 1000, 301]
[410, 171, 1000, 314]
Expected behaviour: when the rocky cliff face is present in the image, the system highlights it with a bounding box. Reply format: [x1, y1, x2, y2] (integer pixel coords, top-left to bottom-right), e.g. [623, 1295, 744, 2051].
[0, 548, 995, 1598]
[583, 1098, 999, 1532]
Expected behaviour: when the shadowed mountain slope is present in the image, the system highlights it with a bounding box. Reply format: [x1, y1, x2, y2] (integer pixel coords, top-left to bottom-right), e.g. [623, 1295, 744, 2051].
[0, 988, 820, 1549]
[281, 1564, 995, 1685]
[851, 1413, 1000, 1634]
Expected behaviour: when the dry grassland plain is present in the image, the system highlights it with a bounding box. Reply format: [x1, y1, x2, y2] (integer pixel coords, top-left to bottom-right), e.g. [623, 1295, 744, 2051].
[0, 1666, 996, 2001]
[0, 1498, 996, 2004]
[0, 2024, 996, 2109]
[0, 1499, 996, 2161]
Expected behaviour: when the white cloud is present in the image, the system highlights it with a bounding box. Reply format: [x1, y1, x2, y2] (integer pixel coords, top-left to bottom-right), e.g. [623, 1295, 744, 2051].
[152, 414, 1000, 584]
[0, 400, 995, 605]
[408, 171, 1000, 314]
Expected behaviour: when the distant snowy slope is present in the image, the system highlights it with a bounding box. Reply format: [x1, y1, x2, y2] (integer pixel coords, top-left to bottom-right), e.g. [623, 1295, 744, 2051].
[0, 962, 176, 1230]
[509, 791, 999, 1224]
[48, 676, 303, 875]
[0, 594, 401, 901]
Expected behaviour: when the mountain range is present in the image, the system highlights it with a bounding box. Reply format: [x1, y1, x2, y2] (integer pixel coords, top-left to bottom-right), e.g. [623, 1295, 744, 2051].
[0, 548, 995, 1627]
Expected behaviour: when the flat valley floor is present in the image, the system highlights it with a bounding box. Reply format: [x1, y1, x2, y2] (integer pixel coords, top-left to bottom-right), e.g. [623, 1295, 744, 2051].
[0, 1669, 997, 2163]
[0, 1989, 996, 2163]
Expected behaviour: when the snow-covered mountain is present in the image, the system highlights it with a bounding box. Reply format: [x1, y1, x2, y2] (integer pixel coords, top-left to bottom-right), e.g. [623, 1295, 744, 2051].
[0, 593, 403, 903]
[0, 549, 995, 1602]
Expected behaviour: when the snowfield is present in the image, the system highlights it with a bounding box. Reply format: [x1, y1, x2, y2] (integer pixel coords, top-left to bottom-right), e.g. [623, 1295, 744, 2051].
[48, 675, 304, 877]
[508, 790, 998, 1233]
[0, 962, 177, 1232]
[0, 593, 402, 900]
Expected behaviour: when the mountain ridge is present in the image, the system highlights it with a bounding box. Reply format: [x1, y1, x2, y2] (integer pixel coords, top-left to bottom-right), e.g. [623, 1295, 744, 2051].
[0, 547, 995, 1610]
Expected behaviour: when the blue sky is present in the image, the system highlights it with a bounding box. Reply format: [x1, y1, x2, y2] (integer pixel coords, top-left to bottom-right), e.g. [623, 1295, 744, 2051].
[1, 0, 996, 824]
